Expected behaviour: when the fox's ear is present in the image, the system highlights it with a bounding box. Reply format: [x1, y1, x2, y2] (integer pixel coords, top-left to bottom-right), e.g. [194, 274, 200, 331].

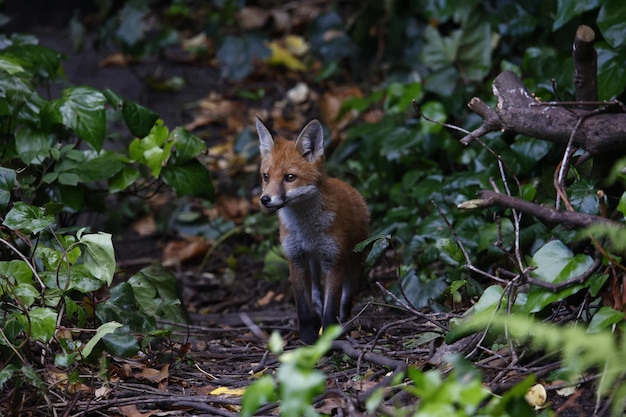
[295, 119, 324, 162]
[256, 117, 275, 158]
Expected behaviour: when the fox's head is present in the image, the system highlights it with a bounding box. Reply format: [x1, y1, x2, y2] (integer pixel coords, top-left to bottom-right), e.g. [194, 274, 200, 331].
[256, 117, 325, 212]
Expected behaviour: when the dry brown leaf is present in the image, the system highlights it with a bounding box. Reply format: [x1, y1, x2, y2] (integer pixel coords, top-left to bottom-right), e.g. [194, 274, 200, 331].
[131, 214, 157, 236]
[236, 7, 269, 30]
[94, 385, 112, 399]
[214, 195, 251, 223]
[139, 363, 170, 384]
[256, 290, 276, 307]
[99, 52, 136, 68]
[191, 384, 218, 396]
[319, 86, 363, 132]
[45, 367, 91, 394]
[162, 237, 210, 267]
[118, 404, 158, 417]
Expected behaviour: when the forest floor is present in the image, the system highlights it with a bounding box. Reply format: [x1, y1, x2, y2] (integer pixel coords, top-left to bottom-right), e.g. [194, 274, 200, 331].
[2, 9, 603, 417]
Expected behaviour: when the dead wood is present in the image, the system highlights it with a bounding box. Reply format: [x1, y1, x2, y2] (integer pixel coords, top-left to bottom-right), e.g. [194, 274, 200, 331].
[460, 190, 623, 229]
[461, 71, 626, 157]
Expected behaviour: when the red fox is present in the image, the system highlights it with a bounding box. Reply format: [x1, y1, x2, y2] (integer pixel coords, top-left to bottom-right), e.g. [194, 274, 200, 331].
[256, 117, 370, 344]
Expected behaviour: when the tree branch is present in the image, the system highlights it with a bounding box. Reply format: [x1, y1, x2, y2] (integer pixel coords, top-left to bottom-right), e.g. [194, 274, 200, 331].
[459, 190, 623, 229]
[464, 70, 626, 156]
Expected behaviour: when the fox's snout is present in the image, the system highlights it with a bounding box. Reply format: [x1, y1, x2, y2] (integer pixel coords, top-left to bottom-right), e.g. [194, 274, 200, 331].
[259, 193, 284, 211]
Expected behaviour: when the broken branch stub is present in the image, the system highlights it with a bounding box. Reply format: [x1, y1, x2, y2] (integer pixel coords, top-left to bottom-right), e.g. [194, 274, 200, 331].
[463, 70, 626, 156]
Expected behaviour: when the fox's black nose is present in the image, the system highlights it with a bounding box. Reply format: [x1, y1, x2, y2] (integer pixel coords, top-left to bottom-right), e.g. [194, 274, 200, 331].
[260, 195, 271, 206]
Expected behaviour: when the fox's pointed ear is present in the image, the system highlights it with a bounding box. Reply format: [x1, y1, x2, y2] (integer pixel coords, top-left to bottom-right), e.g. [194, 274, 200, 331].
[295, 119, 324, 162]
[256, 117, 275, 158]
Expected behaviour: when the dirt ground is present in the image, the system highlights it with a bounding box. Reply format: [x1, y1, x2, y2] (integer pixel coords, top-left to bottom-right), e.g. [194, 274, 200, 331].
[1, 9, 606, 417]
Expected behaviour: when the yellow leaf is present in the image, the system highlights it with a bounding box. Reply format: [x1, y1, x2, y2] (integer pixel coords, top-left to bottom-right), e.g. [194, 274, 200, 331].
[524, 383, 547, 409]
[284, 35, 309, 56]
[210, 386, 246, 396]
[267, 41, 307, 71]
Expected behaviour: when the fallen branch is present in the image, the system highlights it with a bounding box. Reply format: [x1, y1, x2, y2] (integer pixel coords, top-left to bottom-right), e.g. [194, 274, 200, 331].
[459, 190, 623, 229]
[461, 70, 626, 156]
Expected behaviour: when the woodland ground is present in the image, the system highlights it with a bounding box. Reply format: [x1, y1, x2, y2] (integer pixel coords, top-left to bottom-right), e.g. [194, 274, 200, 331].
[1, 10, 602, 417]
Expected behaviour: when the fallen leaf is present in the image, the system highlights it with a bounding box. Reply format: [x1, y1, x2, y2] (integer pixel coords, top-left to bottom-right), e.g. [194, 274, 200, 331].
[210, 386, 246, 396]
[99, 52, 134, 67]
[119, 404, 158, 417]
[139, 363, 170, 383]
[236, 6, 269, 30]
[319, 86, 363, 131]
[131, 214, 157, 236]
[162, 237, 210, 267]
[256, 290, 276, 306]
[94, 385, 112, 399]
[214, 195, 252, 223]
[525, 383, 547, 409]
[286, 82, 310, 104]
[267, 40, 307, 71]
[284, 35, 309, 56]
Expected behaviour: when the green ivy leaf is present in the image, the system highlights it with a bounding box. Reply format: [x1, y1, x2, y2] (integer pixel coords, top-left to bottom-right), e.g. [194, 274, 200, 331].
[102, 325, 140, 357]
[161, 159, 215, 200]
[0, 167, 16, 211]
[587, 306, 624, 333]
[552, 0, 600, 31]
[15, 125, 53, 164]
[597, 44, 626, 100]
[525, 240, 594, 313]
[171, 127, 206, 163]
[16, 307, 57, 343]
[75, 151, 124, 182]
[122, 100, 160, 138]
[597, 1, 626, 49]
[42, 86, 107, 151]
[78, 230, 116, 286]
[0, 55, 26, 75]
[127, 264, 186, 323]
[241, 375, 277, 417]
[109, 166, 141, 193]
[217, 34, 270, 81]
[81, 321, 123, 358]
[0, 260, 33, 286]
[2, 202, 55, 234]
[129, 119, 172, 178]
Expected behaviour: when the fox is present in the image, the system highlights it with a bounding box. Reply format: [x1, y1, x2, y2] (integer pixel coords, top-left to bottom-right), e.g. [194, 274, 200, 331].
[256, 117, 370, 344]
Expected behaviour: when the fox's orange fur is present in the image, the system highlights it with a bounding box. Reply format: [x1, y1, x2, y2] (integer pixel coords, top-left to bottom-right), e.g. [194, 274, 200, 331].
[256, 117, 369, 344]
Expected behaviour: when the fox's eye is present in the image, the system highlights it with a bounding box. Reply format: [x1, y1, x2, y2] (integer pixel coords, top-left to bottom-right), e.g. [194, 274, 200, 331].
[262, 173, 269, 182]
[285, 174, 296, 182]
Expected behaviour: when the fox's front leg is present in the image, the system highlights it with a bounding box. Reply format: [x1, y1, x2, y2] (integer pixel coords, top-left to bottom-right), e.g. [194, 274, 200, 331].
[321, 260, 345, 331]
[289, 261, 321, 344]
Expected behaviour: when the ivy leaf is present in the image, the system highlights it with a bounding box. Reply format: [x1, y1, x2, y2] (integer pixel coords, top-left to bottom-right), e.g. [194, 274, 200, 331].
[81, 321, 123, 358]
[597, 1, 626, 49]
[42, 86, 106, 151]
[552, 0, 600, 31]
[122, 101, 160, 138]
[525, 240, 594, 313]
[587, 307, 624, 333]
[109, 166, 141, 193]
[78, 230, 116, 286]
[2, 202, 55, 234]
[161, 159, 215, 200]
[0, 167, 16, 211]
[597, 44, 626, 100]
[15, 307, 57, 343]
[217, 34, 270, 81]
[171, 127, 206, 163]
[15, 126, 53, 164]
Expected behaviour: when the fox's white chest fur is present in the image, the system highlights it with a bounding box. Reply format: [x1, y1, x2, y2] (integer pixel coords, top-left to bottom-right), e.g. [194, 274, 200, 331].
[278, 190, 340, 270]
